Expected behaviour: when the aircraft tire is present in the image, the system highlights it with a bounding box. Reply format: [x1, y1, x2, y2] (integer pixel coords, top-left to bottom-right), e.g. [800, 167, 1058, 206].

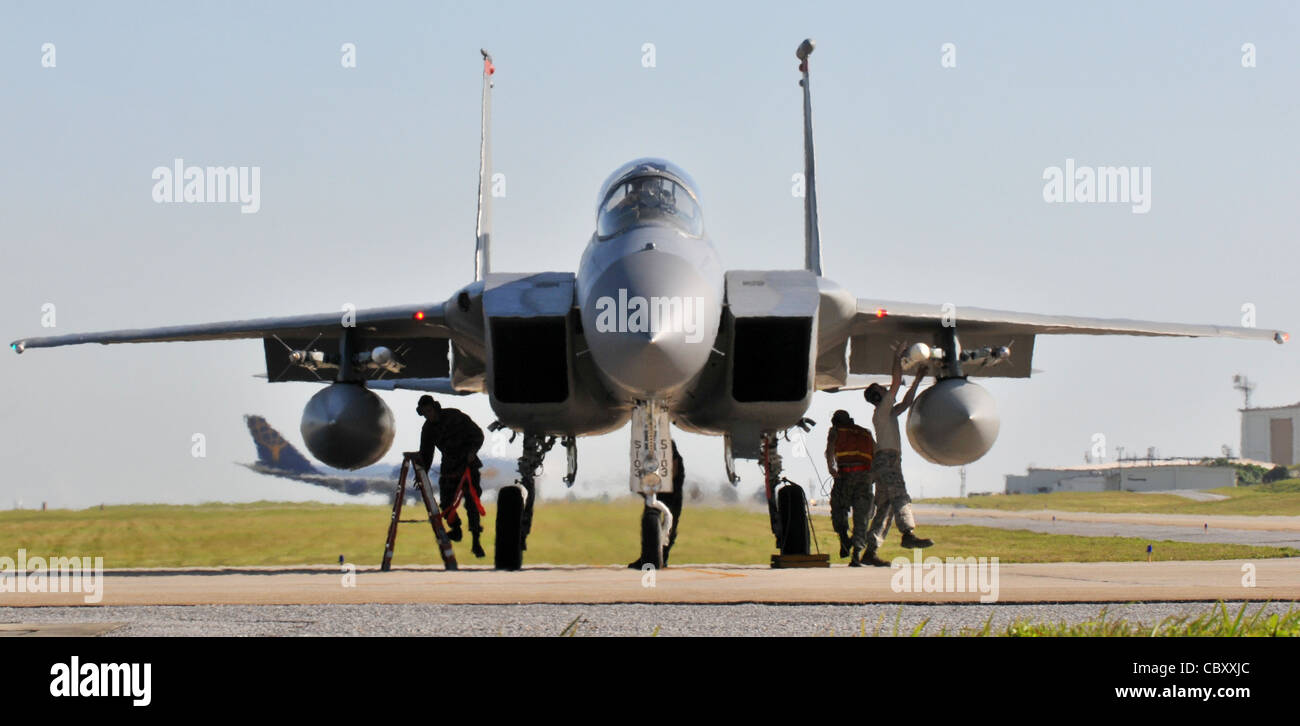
[494, 486, 525, 571]
[640, 507, 665, 571]
[777, 484, 810, 555]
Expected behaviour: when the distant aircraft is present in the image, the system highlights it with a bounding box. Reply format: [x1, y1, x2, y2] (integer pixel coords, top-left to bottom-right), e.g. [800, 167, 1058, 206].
[11, 41, 1287, 571]
[242, 414, 509, 500]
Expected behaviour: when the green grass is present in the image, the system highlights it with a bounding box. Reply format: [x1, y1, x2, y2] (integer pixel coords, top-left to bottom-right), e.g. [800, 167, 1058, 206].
[1251, 479, 1300, 494]
[818, 602, 1300, 637]
[959, 601, 1300, 637]
[0, 499, 1295, 567]
[929, 479, 1300, 516]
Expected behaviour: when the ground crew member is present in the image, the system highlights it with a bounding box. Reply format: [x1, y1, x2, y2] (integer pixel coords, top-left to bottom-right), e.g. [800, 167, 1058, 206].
[416, 395, 487, 559]
[860, 353, 933, 566]
[629, 441, 685, 569]
[825, 410, 875, 566]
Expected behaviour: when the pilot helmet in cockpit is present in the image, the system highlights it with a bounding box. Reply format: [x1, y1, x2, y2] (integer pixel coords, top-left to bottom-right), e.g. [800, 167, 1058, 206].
[596, 158, 703, 239]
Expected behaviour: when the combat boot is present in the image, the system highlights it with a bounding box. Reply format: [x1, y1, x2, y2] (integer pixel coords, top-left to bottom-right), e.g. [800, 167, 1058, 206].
[471, 533, 485, 559]
[838, 533, 851, 558]
[863, 549, 891, 567]
[446, 523, 463, 542]
[848, 547, 862, 567]
[901, 531, 933, 549]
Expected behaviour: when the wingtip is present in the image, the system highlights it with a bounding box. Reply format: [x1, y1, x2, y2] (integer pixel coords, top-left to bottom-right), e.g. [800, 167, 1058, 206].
[9, 340, 24, 354]
[1276, 331, 1289, 345]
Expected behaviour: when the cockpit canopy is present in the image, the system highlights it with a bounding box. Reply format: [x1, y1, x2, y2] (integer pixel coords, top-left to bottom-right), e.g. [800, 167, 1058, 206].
[595, 158, 703, 239]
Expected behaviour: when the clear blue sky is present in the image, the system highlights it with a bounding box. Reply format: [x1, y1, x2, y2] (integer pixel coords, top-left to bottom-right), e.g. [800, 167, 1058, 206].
[1, 1, 1296, 508]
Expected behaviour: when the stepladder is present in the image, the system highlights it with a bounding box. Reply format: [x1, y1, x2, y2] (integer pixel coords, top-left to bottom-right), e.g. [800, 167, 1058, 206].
[381, 452, 459, 572]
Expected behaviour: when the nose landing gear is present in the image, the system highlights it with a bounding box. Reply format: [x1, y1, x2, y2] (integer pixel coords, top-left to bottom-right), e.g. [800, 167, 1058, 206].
[630, 400, 674, 570]
[640, 495, 673, 570]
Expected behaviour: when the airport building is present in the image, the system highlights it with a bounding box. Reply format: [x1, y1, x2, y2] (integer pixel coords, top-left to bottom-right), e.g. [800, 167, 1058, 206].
[1005, 460, 1239, 495]
[1240, 402, 1300, 467]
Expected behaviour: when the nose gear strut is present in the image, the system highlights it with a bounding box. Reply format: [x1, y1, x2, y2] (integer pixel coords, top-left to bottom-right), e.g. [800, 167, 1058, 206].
[630, 400, 674, 569]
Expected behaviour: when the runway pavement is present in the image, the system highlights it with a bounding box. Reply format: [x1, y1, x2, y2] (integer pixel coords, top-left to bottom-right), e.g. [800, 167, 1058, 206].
[910, 505, 1300, 549]
[1, 557, 1295, 607]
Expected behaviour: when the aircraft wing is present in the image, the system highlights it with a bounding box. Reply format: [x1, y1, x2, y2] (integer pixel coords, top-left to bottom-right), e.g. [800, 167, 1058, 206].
[10, 301, 486, 388]
[845, 298, 1287, 379]
[240, 463, 397, 497]
[10, 303, 449, 348]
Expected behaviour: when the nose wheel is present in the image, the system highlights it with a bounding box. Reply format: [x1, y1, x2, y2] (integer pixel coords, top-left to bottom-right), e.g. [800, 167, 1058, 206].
[630, 400, 673, 569]
[640, 501, 666, 570]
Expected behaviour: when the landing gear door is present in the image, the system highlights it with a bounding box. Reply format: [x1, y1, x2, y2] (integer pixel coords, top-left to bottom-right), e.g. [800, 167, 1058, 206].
[630, 401, 672, 494]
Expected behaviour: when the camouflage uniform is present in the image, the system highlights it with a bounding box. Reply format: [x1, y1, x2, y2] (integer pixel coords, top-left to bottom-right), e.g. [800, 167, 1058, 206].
[865, 448, 916, 549]
[827, 424, 875, 550]
[831, 468, 874, 549]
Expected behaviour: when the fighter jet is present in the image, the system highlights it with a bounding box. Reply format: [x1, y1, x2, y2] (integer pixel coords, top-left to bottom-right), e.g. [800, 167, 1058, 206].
[11, 42, 1287, 571]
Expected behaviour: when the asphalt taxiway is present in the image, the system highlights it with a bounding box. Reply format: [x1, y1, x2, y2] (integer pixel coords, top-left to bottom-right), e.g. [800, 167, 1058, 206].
[1, 557, 1295, 607]
[912, 505, 1300, 549]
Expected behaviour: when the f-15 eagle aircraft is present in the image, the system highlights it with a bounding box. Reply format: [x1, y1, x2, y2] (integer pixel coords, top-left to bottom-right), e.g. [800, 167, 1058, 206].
[11, 41, 1287, 571]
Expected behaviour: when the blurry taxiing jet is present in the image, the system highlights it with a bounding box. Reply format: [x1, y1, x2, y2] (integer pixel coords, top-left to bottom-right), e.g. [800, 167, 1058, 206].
[242, 415, 508, 499]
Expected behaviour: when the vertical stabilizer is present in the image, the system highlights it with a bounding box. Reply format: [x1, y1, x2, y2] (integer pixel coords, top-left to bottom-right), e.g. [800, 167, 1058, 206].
[474, 50, 495, 281]
[245, 415, 319, 474]
[796, 39, 822, 276]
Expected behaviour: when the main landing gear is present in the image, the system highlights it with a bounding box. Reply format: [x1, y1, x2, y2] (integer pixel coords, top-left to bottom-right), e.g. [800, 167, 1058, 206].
[760, 432, 812, 556]
[489, 425, 577, 571]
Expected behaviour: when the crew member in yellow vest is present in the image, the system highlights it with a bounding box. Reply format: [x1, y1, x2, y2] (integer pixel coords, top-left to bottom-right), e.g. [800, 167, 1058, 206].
[825, 409, 876, 566]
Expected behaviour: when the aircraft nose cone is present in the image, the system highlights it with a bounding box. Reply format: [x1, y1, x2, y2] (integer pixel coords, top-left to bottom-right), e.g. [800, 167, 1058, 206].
[599, 329, 691, 392]
[581, 248, 721, 397]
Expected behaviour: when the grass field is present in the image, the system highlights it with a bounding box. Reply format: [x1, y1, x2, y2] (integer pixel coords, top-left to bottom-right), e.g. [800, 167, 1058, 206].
[859, 602, 1300, 637]
[1, 498, 1295, 567]
[928, 479, 1300, 516]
